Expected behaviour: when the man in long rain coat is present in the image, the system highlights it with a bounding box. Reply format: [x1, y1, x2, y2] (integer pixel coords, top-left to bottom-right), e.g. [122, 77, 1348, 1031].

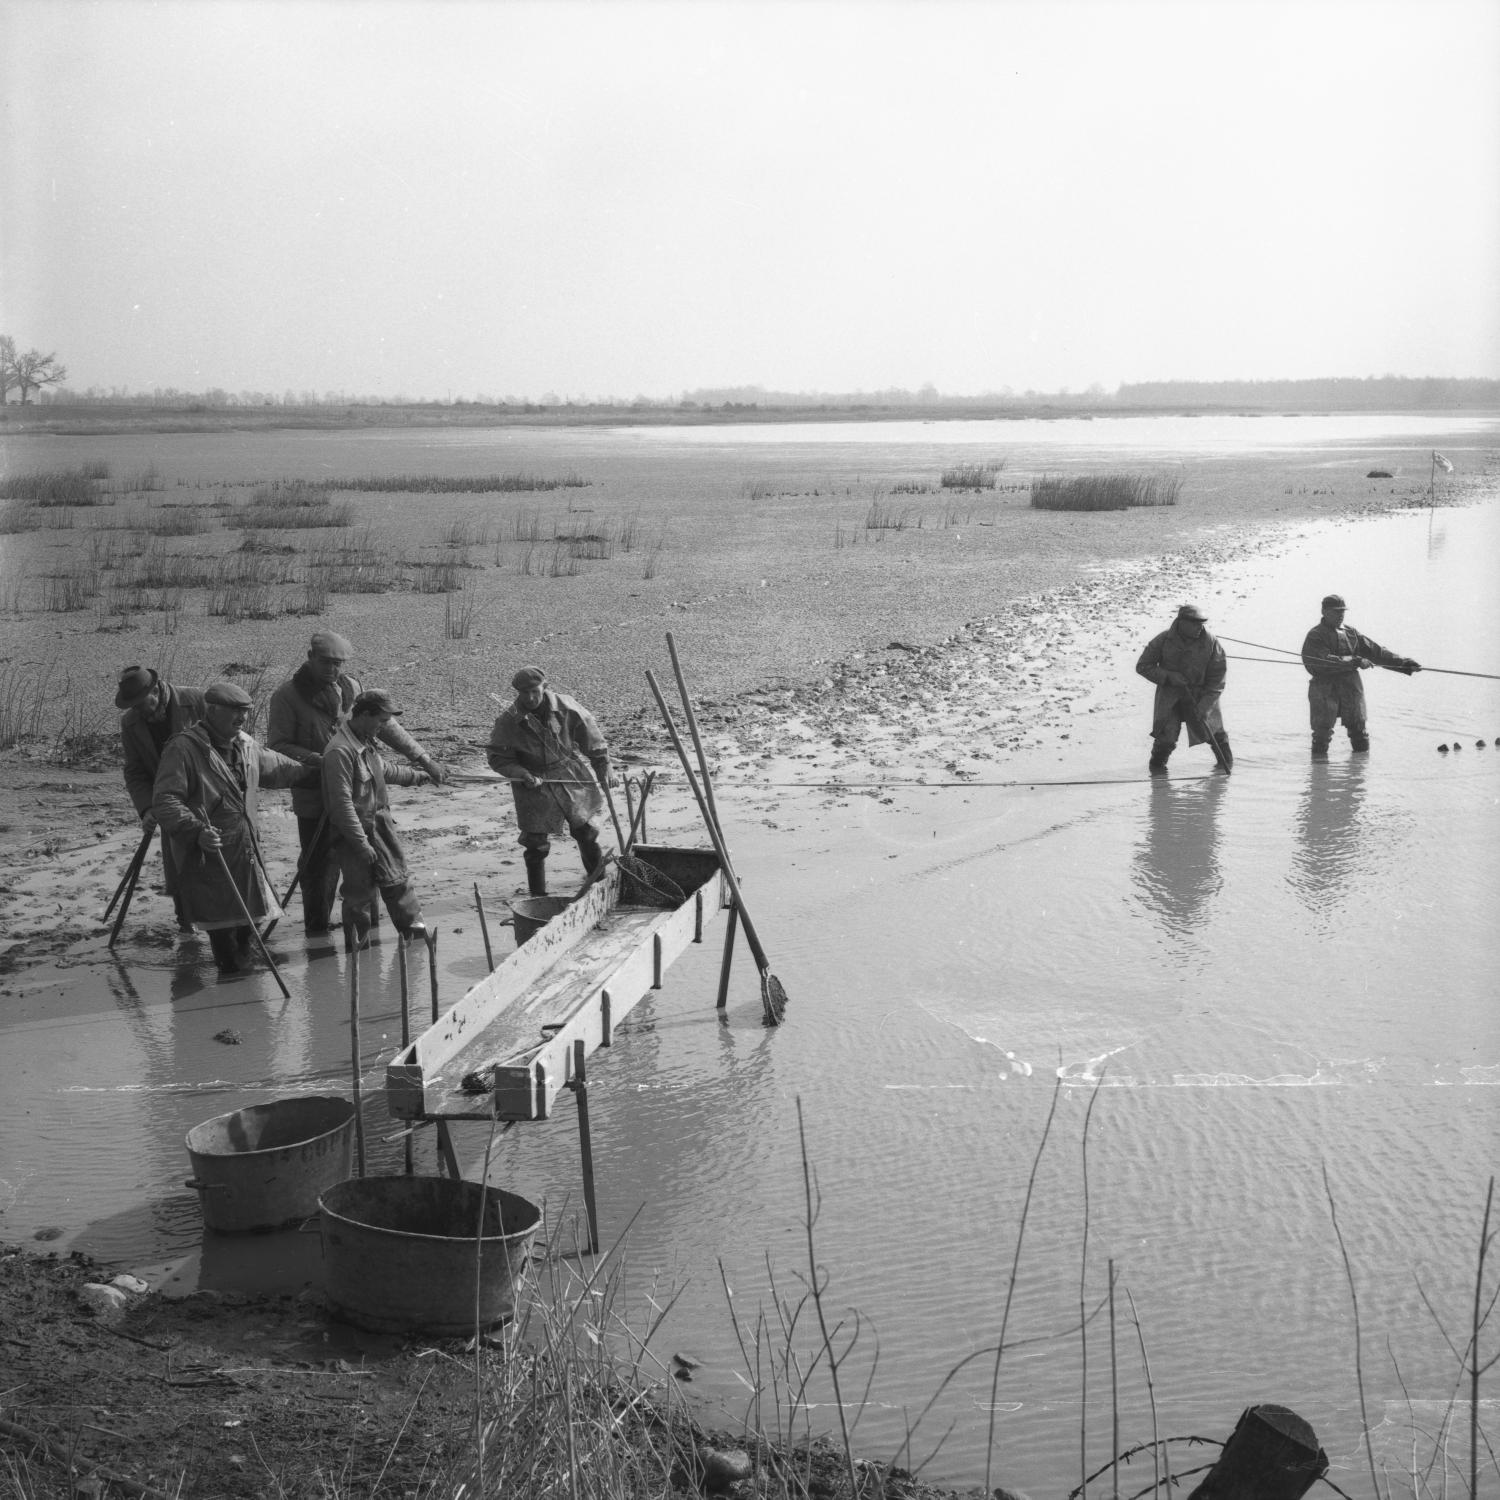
[267, 630, 447, 935]
[1135, 603, 1230, 772]
[486, 666, 611, 895]
[321, 689, 433, 950]
[153, 681, 317, 974]
[116, 664, 207, 932]
[1301, 593, 1421, 757]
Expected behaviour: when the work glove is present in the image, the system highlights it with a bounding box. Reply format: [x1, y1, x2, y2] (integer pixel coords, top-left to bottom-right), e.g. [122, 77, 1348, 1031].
[1354, 656, 1373, 670]
[1400, 659, 1422, 675]
[140, 810, 157, 834]
[196, 827, 223, 852]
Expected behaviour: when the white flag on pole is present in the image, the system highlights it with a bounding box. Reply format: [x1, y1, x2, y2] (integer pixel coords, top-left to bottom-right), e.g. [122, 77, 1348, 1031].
[1433, 451, 1454, 473]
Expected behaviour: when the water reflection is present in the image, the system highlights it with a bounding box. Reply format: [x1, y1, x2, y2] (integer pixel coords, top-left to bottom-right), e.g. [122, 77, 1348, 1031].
[1288, 759, 1368, 922]
[1131, 776, 1227, 937]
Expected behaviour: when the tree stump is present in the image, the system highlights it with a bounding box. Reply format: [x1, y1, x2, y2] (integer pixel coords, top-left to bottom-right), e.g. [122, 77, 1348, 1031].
[1187, 1404, 1328, 1500]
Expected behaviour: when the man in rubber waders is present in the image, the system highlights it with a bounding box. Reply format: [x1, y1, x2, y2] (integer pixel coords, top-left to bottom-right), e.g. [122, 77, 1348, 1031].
[1135, 603, 1230, 773]
[321, 689, 434, 951]
[486, 666, 612, 895]
[152, 682, 318, 975]
[115, 664, 207, 933]
[267, 630, 448, 935]
[1301, 594, 1421, 758]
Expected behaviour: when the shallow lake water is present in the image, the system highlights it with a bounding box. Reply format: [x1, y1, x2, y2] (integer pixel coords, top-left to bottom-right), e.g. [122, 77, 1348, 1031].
[0, 420, 1496, 1494]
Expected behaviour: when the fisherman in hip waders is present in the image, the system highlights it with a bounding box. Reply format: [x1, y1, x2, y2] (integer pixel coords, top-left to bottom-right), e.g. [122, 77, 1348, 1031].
[486, 666, 612, 895]
[320, 689, 435, 951]
[1301, 594, 1421, 758]
[1136, 603, 1231, 773]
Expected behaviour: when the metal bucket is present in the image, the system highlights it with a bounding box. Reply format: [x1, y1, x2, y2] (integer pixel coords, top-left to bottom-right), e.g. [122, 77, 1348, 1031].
[317, 1176, 540, 1335]
[185, 1095, 355, 1234]
[509, 895, 572, 946]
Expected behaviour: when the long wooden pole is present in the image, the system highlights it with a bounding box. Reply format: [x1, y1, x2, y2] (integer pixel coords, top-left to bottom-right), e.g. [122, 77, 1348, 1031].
[646, 671, 783, 1024]
[348, 951, 366, 1176]
[665, 635, 742, 1011]
[106, 832, 155, 949]
[211, 848, 291, 998]
[104, 826, 154, 923]
[426, 927, 440, 1023]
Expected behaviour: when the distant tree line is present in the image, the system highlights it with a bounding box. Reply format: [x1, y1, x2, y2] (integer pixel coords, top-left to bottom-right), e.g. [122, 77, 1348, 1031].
[0, 335, 67, 404]
[1116, 375, 1500, 408]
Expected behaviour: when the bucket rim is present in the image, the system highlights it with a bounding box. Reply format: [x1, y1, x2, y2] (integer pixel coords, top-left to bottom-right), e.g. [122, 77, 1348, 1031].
[317, 1177, 541, 1247]
[184, 1094, 356, 1160]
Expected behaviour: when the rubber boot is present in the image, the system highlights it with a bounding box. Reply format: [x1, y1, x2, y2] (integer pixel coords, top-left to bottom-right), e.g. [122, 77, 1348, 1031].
[1214, 734, 1233, 771]
[1311, 733, 1331, 759]
[1148, 740, 1173, 775]
[209, 928, 245, 974]
[1349, 730, 1370, 753]
[575, 828, 604, 876]
[524, 850, 548, 896]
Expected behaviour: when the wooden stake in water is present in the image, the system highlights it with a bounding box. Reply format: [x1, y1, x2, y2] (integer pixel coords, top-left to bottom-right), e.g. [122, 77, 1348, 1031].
[426, 927, 440, 1023]
[572, 1038, 599, 1255]
[349, 950, 366, 1177]
[474, 883, 494, 971]
[398, 940, 413, 1176]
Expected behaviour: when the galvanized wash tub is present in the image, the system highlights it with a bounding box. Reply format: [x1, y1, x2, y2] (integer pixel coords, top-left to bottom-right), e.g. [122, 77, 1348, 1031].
[185, 1095, 355, 1234]
[509, 895, 572, 946]
[316, 1176, 541, 1335]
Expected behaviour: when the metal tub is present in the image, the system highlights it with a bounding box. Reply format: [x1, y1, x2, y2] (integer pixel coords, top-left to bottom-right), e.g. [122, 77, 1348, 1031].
[316, 1176, 540, 1335]
[185, 1095, 355, 1234]
[509, 895, 572, 946]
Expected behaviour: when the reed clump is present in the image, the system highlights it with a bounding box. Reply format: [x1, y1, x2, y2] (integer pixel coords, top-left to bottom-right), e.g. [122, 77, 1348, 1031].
[940, 461, 1004, 490]
[1030, 472, 1182, 510]
[0, 465, 110, 506]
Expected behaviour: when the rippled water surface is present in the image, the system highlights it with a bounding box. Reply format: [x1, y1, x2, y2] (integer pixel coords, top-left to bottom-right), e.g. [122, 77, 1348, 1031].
[1, 472, 1495, 1493]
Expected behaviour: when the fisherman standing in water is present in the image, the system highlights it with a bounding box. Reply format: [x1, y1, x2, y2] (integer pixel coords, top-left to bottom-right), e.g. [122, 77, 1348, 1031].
[1136, 603, 1230, 773]
[1301, 594, 1421, 758]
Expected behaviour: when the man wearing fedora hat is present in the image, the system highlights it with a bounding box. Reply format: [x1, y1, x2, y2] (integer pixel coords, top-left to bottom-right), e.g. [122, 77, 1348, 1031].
[1301, 594, 1421, 757]
[153, 681, 318, 974]
[116, 665, 208, 931]
[487, 666, 612, 895]
[268, 630, 448, 935]
[1136, 603, 1231, 773]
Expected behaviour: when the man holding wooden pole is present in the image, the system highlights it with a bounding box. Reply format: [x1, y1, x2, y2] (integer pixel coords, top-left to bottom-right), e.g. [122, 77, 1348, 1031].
[1136, 603, 1232, 773]
[115, 665, 206, 933]
[486, 666, 612, 896]
[152, 682, 318, 976]
[321, 688, 434, 951]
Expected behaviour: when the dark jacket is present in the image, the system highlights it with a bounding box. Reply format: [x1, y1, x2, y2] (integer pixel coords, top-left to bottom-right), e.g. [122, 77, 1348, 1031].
[321, 721, 425, 881]
[121, 683, 207, 817]
[1136, 623, 1227, 742]
[267, 663, 429, 818]
[487, 690, 608, 836]
[1301, 621, 1412, 723]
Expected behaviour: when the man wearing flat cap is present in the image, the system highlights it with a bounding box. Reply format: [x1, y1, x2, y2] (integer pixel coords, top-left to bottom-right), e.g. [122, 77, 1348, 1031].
[487, 666, 611, 894]
[268, 630, 447, 935]
[115, 665, 207, 931]
[1301, 594, 1421, 757]
[152, 681, 319, 974]
[1135, 604, 1231, 772]
[321, 689, 434, 949]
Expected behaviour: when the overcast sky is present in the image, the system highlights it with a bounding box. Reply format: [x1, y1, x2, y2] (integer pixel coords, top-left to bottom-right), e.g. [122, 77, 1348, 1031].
[3, 0, 1498, 401]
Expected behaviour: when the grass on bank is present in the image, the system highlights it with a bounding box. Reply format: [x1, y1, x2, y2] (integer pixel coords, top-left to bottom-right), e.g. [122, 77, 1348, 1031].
[1031, 473, 1182, 511]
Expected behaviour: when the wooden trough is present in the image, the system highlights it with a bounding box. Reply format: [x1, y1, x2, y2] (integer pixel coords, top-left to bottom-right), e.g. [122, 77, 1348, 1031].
[386, 846, 727, 1127]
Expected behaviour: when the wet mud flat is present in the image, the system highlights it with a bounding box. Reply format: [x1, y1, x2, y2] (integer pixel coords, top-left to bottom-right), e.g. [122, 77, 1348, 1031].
[1, 418, 1498, 1494]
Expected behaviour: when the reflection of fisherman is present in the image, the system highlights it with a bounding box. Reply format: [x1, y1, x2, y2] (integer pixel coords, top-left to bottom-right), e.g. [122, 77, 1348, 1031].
[1135, 604, 1231, 773]
[486, 666, 611, 895]
[1132, 775, 1227, 937]
[321, 689, 432, 949]
[1288, 759, 1368, 921]
[115, 665, 207, 932]
[268, 630, 447, 934]
[152, 682, 318, 975]
[1301, 594, 1421, 758]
